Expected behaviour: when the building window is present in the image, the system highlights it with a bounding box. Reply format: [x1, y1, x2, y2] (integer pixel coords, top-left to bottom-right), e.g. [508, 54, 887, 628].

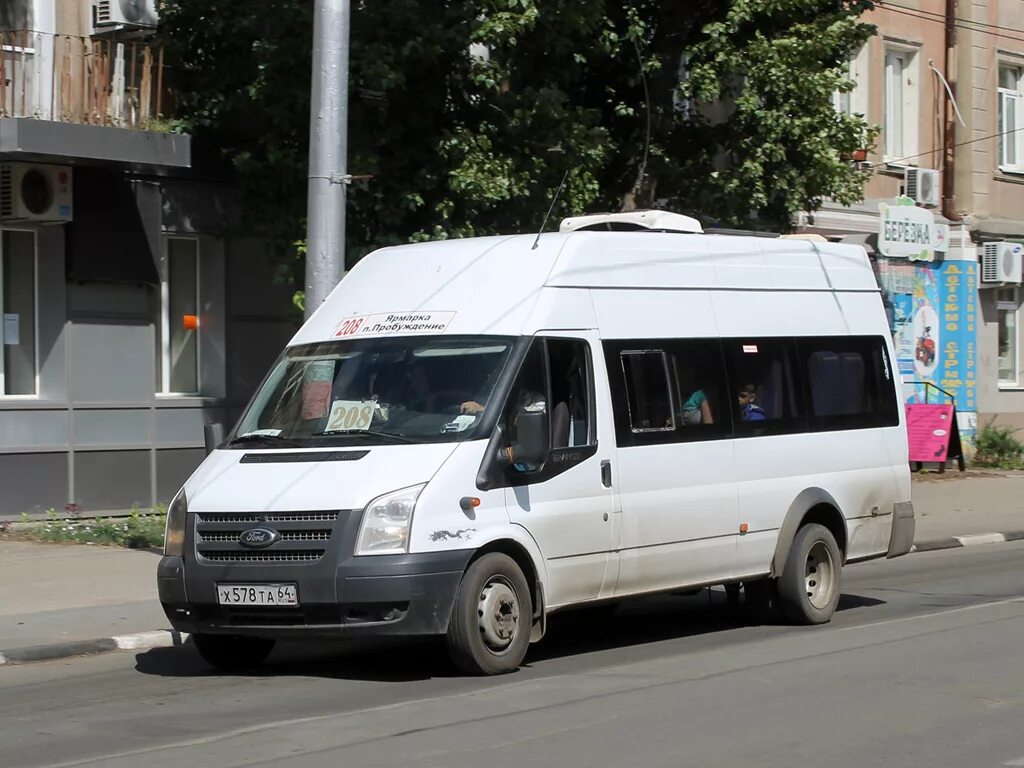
[998, 288, 1019, 385]
[157, 237, 200, 395]
[998, 65, 1024, 170]
[0, 230, 37, 397]
[884, 47, 918, 161]
[833, 46, 867, 118]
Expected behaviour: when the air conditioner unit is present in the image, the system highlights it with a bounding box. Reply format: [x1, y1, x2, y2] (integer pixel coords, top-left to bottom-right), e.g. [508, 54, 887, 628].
[0, 164, 73, 223]
[559, 210, 704, 234]
[92, 0, 159, 32]
[904, 167, 940, 207]
[981, 241, 1024, 285]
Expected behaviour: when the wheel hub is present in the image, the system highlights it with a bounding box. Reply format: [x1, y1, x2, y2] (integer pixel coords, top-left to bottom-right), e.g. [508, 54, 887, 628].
[805, 541, 836, 610]
[477, 578, 520, 653]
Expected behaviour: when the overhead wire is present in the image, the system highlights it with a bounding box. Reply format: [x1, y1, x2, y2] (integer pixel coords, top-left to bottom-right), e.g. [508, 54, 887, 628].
[877, 3, 1024, 44]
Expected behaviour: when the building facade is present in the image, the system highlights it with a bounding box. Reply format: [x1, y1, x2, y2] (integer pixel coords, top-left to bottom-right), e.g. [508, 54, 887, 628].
[954, 1, 1024, 429]
[0, 0, 297, 517]
[793, 1, 1024, 444]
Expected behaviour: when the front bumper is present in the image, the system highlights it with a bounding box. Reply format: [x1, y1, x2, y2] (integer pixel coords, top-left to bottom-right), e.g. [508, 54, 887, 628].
[158, 508, 473, 638]
[159, 550, 472, 638]
[886, 501, 915, 558]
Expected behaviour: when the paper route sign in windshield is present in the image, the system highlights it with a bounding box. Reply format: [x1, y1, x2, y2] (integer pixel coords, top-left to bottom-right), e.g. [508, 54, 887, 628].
[334, 311, 456, 338]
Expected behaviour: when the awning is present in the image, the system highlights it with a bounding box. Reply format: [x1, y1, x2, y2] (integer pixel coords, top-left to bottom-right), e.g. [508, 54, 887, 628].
[0, 118, 190, 169]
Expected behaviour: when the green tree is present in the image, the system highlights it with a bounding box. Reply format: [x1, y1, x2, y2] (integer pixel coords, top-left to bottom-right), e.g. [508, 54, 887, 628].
[160, 0, 876, 286]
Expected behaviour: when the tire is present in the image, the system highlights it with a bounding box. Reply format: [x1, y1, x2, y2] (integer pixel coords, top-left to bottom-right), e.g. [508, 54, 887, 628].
[446, 553, 533, 676]
[192, 633, 275, 672]
[777, 523, 842, 625]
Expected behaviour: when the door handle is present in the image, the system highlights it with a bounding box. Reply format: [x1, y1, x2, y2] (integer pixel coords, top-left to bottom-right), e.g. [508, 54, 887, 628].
[600, 459, 612, 488]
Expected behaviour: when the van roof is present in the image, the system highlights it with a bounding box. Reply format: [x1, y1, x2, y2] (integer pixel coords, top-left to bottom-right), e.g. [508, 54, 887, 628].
[293, 231, 877, 346]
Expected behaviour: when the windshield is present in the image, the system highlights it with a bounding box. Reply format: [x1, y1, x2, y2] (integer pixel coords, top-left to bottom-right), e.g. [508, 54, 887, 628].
[229, 336, 515, 448]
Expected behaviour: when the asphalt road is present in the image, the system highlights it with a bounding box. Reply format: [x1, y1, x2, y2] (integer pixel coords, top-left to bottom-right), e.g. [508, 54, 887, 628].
[2, 542, 1023, 768]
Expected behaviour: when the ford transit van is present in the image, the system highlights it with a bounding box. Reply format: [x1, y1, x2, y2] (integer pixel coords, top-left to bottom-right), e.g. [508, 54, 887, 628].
[158, 217, 914, 675]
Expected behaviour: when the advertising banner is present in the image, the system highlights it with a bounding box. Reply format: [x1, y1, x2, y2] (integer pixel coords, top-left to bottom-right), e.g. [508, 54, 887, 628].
[875, 259, 977, 416]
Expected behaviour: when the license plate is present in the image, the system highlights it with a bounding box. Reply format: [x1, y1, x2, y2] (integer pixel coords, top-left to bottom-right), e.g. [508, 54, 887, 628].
[217, 584, 299, 606]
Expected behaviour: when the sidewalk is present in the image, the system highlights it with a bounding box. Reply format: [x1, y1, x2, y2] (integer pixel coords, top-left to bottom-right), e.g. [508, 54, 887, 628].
[1, 472, 1022, 666]
[911, 471, 1024, 548]
[0, 541, 178, 663]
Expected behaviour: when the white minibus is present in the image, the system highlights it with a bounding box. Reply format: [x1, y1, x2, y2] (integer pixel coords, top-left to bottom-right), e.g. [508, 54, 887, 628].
[159, 212, 914, 675]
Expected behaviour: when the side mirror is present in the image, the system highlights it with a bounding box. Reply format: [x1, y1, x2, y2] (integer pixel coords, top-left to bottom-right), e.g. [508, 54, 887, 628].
[204, 422, 224, 455]
[508, 409, 549, 471]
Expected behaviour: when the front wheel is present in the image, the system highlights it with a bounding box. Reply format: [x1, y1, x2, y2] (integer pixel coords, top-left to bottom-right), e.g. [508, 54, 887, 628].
[446, 553, 532, 675]
[192, 633, 275, 672]
[777, 523, 842, 625]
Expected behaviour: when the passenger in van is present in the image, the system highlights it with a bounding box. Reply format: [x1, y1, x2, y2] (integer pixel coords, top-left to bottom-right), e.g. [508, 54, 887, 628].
[681, 389, 713, 425]
[738, 384, 767, 421]
[677, 366, 713, 425]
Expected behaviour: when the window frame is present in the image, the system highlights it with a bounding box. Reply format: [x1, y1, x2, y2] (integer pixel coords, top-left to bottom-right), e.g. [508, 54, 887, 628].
[796, 335, 900, 432]
[722, 338, 807, 438]
[545, 336, 598, 449]
[0, 227, 40, 399]
[883, 43, 920, 164]
[157, 235, 201, 397]
[997, 287, 1020, 386]
[619, 349, 677, 434]
[998, 63, 1024, 173]
[833, 45, 868, 119]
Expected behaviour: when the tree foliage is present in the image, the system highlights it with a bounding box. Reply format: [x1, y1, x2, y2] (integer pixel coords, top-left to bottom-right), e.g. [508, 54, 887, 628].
[161, 0, 876, 282]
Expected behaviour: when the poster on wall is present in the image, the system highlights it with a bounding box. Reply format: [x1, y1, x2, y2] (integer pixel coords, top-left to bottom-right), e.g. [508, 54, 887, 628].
[892, 294, 915, 374]
[875, 258, 977, 429]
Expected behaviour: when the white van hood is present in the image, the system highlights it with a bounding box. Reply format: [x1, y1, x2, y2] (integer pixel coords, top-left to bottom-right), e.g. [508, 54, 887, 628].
[184, 444, 459, 512]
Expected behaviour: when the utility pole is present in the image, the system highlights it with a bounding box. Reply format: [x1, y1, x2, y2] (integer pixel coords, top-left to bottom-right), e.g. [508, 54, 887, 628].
[942, 0, 958, 223]
[304, 0, 350, 319]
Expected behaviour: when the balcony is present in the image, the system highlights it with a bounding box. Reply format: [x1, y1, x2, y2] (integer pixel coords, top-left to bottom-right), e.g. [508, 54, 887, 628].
[0, 29, 170, 130]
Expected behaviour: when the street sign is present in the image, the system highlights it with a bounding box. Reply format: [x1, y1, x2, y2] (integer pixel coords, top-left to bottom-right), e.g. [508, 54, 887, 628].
[878, 201, 948, 261]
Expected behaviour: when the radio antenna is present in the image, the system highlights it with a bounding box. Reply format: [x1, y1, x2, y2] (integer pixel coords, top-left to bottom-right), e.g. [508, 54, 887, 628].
[532, 168, 571, 250]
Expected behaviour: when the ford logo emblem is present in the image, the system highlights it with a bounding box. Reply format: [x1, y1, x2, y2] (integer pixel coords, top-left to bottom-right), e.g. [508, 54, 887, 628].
[239, 527, 281, 549]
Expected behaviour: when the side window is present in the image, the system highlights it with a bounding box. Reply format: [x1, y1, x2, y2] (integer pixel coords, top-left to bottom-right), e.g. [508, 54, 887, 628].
[620, 350, 675, 433]
[666, 339, 731, 442]
[798, 336, 899, 431]
[547, 338, 594, 448]
[605, 339, 731, 447]
[501, 337, 595, 451]
[722, 338, 804, 436]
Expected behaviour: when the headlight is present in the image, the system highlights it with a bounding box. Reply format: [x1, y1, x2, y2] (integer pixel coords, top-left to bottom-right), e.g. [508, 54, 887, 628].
[355, 484, 424, 555]
[164, 489, 188, 557]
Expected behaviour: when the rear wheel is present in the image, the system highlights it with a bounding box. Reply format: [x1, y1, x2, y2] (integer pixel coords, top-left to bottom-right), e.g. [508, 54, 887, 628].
[777, 523, 842, 624]
[192, 633, 275, 672]
[446, 553, 532, 675]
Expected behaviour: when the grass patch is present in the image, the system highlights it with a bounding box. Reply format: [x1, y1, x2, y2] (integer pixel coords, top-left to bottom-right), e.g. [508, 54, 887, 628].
[3, 507, 166, 549]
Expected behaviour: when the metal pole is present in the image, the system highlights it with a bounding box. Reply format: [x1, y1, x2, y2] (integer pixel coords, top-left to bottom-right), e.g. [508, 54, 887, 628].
[304, 0, 350, 319]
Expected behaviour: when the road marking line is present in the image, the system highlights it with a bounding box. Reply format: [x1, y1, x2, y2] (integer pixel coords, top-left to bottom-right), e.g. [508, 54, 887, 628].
[955, 533, 1007, 546]
[1003, 757, 1024, 766]
[833, 596, 1024, 634]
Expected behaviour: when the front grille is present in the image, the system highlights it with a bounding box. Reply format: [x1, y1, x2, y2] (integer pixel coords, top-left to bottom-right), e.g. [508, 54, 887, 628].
[194, 510, 342, 564]
[197, 512, 339, 524]
[198, 531, 331, 543]
[200, 550, 325, 563]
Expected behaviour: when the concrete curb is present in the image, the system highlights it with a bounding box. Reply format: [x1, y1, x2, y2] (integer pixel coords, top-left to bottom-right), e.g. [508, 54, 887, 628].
[2, 530, 1023, 668]
[910, 530, 1024, 553]
[0, 629, 189, 667]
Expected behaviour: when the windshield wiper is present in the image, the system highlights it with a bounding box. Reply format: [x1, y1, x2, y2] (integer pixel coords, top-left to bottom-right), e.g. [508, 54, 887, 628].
[313, 429, 421, 444]
[226, 433, 302, 448]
